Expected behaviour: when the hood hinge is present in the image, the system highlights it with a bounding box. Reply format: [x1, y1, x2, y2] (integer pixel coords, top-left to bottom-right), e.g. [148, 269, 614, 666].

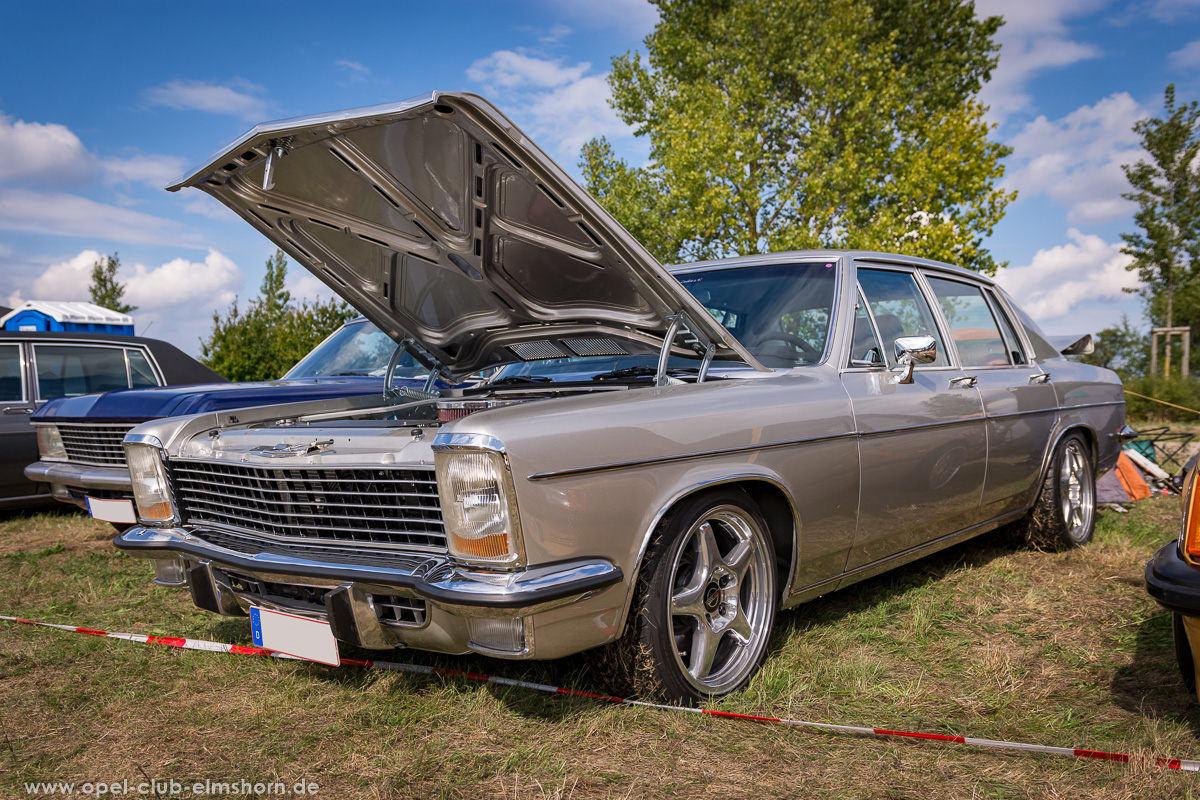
[656, 310, 716, 387]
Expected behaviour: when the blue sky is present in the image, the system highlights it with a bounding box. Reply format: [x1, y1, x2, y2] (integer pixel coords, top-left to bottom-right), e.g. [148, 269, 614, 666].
[0, 0, 1198, 356]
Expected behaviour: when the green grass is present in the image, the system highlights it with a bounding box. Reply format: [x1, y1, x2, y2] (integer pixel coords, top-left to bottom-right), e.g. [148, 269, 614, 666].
[2, 503, 1199, 799]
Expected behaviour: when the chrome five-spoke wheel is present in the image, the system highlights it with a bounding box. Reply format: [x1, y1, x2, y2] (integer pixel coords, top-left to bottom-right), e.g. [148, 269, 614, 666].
[667, 506, 775, 695]
[591, 488, 778, 705]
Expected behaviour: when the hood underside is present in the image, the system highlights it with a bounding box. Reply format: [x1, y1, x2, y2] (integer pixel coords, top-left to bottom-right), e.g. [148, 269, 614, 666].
[169, 91, 764, 379]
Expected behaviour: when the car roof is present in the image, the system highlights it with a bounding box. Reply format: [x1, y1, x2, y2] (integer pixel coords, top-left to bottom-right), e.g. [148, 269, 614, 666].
[0, 330, 227, 385]
[669, 249, 991, 284]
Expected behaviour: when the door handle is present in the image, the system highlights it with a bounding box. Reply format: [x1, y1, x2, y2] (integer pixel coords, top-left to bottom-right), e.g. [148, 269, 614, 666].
[2, 406, 33, 415]
[949, 376, 977, 389]
[1029, 373, 1051, 384]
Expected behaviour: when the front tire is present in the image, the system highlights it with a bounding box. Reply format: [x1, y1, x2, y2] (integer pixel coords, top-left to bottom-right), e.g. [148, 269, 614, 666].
[592, 488, 777, 705]
[1023, 433, 1096, 550]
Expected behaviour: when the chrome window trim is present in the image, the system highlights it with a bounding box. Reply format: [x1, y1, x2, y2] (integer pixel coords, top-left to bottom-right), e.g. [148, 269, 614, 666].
[668, 257, 845, 369]
[0, 342, 28, 404]
[853, 262, 955, 370]
[29, 341, 164, 401]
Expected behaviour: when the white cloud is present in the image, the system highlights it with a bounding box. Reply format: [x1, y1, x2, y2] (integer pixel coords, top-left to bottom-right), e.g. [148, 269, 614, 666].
[0, 188, 191, 246]
[122, 249, 241, 310]
[465, 51, 634, 164]
[8, 248, 241, 310]
[143, 79, 271, 122]
[0, 113, 94, 185]
[0, 112, 186, 191]
[99, 153, 188, 189]
[335, 59, 370, 82]
[8, 249, 101, 306]
[1170, 39, 1200, 70]
[8, 249, 244, 352]
[1144, 0, 1200, 21]
[540, 24, 572, 43]
[467, 51, 589, 90]
[1003, 93, 1147, 224]
[975, 0, 1105, 121]
[992, 229, 1139, 322]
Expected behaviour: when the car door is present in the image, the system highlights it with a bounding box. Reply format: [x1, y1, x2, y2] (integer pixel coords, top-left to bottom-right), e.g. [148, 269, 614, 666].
[0, 342, 43, 503]
[840, 266, 987, 570]
[925, 276, 1059, 522]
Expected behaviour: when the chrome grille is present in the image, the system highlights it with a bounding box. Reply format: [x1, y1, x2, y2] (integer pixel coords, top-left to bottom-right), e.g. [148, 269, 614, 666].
[57, 422, 136, 466]
[171, 459, 445, 550]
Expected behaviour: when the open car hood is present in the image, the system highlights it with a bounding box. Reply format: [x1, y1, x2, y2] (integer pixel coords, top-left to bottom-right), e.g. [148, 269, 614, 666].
[169, 91, 765, 379]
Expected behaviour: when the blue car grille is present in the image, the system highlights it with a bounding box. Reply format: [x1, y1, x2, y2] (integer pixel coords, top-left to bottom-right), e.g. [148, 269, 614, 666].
[170, 459, 446, 551]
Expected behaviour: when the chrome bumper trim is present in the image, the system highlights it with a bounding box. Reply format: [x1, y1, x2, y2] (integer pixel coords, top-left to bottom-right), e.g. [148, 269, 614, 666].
[114, 526, 622, 617]
[24, 460, 132, 492]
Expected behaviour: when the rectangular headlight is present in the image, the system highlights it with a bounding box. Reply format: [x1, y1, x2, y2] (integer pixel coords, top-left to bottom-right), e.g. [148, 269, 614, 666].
[435, 449, 523, 567]
[36, 426, 66, 460]
[125, 443, 175, 524]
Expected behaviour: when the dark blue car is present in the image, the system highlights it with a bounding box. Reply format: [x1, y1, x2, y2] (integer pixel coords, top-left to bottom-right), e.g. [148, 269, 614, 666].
[24, 318, 434, 525]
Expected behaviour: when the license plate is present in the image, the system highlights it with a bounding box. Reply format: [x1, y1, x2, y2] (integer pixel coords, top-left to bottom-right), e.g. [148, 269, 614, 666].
[85, 497, 137, 524]
[250, 606, 340, 666]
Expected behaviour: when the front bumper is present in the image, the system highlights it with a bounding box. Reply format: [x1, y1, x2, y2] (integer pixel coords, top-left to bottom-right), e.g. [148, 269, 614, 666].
[115, 525, 624, 659]
[24, 460, 132, 509]
[1145, 542, 1200, 615]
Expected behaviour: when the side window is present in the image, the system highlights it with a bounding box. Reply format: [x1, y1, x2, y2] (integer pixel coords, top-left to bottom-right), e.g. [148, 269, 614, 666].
[0, 345, 24, 402]
[127, 349, 159, 387]
[926, 276, 1012, 367]
[984, 291, 1029, 366]
[849, 290, 884, 366]
[34, 345, 130, 400]
[857, 269, 949, 367]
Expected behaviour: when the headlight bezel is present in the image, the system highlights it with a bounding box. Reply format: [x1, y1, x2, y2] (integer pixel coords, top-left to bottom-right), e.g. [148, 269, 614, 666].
[35, 424, 67, 461]
[433, 434, 525, 569]
[123, 435, 178, 526]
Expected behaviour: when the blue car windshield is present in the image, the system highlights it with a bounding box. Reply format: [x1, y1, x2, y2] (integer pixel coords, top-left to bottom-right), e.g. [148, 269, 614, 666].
[492, 261, 838, 381]
[284, 320, 425, 379]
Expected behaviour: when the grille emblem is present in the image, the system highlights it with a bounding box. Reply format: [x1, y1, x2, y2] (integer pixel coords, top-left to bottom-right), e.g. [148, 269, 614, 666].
[250, 439, 335, 458]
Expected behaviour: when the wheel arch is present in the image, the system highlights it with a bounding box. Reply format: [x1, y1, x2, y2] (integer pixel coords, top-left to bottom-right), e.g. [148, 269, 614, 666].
[617, 473, 800, 634]
[1034, 423, 1098, 496]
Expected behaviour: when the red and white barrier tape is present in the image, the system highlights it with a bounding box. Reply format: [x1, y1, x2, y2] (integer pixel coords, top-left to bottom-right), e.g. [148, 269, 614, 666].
[4, 614, 1197, 772]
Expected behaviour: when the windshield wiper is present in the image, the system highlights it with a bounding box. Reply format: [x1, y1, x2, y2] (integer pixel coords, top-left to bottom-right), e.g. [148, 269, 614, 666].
[487, 375, 554, 385]
[330, 371, 376, 376]
[591, 366, 700, 382]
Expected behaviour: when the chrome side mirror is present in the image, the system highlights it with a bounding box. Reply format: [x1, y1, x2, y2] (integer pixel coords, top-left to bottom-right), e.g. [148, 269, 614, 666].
[893, 336, 936, 384]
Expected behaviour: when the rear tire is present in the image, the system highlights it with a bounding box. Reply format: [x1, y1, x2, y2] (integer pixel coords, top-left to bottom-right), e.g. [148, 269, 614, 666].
[588, 488, 777, 705]
[1023, 433, 1096, 550]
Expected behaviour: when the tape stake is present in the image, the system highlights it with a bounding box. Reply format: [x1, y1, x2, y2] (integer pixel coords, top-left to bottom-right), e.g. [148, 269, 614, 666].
[3, 614, 1197, 772]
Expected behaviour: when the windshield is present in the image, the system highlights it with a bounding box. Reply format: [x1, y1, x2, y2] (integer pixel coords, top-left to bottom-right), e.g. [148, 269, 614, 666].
[490, 261, 838, 381]
[283, 320, 426, 379]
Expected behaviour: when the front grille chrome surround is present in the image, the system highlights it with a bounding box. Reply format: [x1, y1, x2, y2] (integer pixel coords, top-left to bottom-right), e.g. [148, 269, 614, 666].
[57, 422, 137, 466]
[171, 459, 446, 551]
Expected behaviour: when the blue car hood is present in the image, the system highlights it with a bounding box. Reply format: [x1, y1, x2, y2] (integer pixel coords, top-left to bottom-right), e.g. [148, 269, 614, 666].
[32, 377, 384, 422]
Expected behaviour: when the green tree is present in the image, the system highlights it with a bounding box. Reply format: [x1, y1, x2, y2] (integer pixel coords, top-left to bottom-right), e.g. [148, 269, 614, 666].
[88, 253, 137, 314]
[582, 0, 1014, 272]
[200, 250, 356, 381]
[1122, 84, 1200, 331]
[1077, 316, 1149, 381]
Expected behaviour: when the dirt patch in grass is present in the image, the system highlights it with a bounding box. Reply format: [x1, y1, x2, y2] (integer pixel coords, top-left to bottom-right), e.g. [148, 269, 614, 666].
[0, 508, 116, 557]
